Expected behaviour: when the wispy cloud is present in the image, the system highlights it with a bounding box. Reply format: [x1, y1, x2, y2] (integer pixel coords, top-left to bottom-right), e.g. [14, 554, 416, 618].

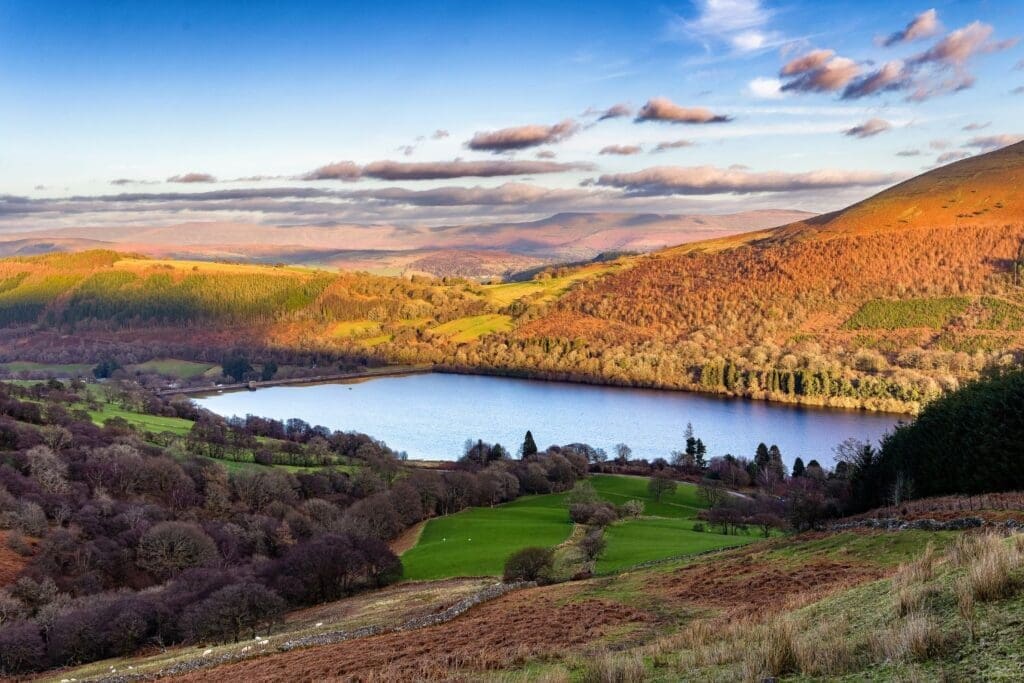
[467, 120, 579, 152]
[780, 50, 861, 93]
[599, 145, 643, 156]
[843, 118, 892, 138]
[593, 165, 902, 196]
[671, 0, 780, 55]
[652, 139, 696, 153]
[360, 159, 591, 180]
[746, 77, 783, 99]
[167, 172, 216, 183]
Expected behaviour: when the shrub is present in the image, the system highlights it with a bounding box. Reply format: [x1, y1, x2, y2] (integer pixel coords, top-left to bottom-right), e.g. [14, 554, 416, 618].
[0, 622, 45, 675]
[619, 499, 644, 519]
[691, 522, 705, 533]
[578, 528, 607, 562]
[872, 614, 946, 662]
[503, 546, 554, 583]
[579, 652, 647, 683]
[743, 617, 798, 679]
[966, 534, 1020, 601]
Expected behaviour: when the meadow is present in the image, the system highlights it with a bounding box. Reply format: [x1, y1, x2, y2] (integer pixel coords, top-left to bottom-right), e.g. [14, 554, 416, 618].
[401, 474, 756, 581]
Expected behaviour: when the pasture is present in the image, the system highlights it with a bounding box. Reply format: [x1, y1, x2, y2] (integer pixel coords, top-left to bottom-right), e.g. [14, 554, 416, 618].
[401, 474, 759, 580]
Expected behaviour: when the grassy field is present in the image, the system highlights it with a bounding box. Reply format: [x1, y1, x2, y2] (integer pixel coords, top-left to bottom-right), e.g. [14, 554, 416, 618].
[431, 313, 513, 342]
[402, 474, 755, 581]
[843, 296, 971, 330]
[127, 358, 219, 379]
[596, 517, 752, 573]
[482, 264, 620, 307]
[86, 402, 195, 436]
[401, 492, 573, 580]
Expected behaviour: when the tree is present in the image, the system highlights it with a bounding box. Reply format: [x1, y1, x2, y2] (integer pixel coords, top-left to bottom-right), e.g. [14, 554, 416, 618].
[697, 478, 726, 508]
[503, 546, 554, 582]
[260, 360, 278, 381]
[614, 443, 632, 464]
[180, 582, 285, 643]
[648, 471, 677, 502]
[137, 522, 219, 579]
[521, 430, 538, 459]
[221, 352, 253, 382]
[792, 457, 806, 478]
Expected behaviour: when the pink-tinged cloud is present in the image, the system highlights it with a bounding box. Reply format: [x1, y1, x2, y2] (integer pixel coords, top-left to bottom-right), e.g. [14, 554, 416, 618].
[896, 149, 922, 157]
[780, 49, 834, 76]
[167, 172, 216, 183]
[780, 51, 861, 93]
[361, 159, 591, 180]
[652, 139, 696, 153]
[881, 9, 940, 47]
[909, 21, 1013, 67]
[593, 165, 902, 196]
[345, 182, 591, 207]
[962, 121, 990, 131]
[599, 145, 643, 156]
[842, 60, 909, 99]
[906, 72, 975, 102]
[594, 103, 633, 120]
[535, 150, 557, 159]
[843, 118, 892, 138]
[634, 98, 731, 124]
[467, 119, 578, 152]
[431, 129, 450, 139]
[301, 161, 361, 181]
[963, 134, 1024, 151]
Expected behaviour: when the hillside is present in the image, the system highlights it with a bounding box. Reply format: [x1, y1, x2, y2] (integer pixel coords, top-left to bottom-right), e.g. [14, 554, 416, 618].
[1, 146, 1023, 412]
[0, 209, 811, 278]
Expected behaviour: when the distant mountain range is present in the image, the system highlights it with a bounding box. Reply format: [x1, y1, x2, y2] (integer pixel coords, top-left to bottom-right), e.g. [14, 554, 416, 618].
[0, 209, 813, 278]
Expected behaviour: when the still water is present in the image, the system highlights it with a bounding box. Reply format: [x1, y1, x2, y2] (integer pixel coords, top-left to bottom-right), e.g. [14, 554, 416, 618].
[195, 373, 903, 466]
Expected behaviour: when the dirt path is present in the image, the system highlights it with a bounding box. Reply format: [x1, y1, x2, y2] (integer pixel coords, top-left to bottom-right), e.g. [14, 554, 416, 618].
[389, 520, 426, 555]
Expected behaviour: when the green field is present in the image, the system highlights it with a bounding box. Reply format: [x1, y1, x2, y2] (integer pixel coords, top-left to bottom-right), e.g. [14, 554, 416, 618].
[87, 403, 195, 436]
[979, 296, 1024, 330]
[402, 474, 757, 581]
[843, 296, 971, 330]
[431, 313, 513, 342]
[128, 358, 219, 379]
[401, 492, 573, 580]
[596, 517, 752, 573]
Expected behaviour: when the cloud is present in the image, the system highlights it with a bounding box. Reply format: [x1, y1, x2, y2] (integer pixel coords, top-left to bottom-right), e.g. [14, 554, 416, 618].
[634, 97, 731, 124]
[676, 0, 778, 54]
[1012, 86, 1024, 95]
[599, 145, 643, 156]
[843, 118, 892, 138]
[1017, 59, 1024, 71]
[780, 50, 861, 93]
[167, 173, 216, 184]
[301, 161, 361, 181]
[594, 103, 633, 120]
[896, 149, 922, 157]
[535, 150, 557, 159]
[936, 151, 971, 164]
[963, 134, 1024, 151]
[431, 129, 450, 139]
[880, 9, 940, 47]
[360, 159, 591, 180]
[592, 165, 901, 196]
[746, 77, 783, 99]
[344, 182, 592, 207]
[929, 139, 951, 151]
[909, 21, 1014, 68]
[961, 121, 990, 131]
[397, 145, 416, 156]
[652, 139, 696, 153]
[842, 61, 910, 99]
[467, 119, 578, 152]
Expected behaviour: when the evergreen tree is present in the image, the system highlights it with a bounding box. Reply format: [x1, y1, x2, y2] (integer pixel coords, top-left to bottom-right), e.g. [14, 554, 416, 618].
[754, 443, 770, 472]
[792, 457, 805, 477]
[521, 430, 538, 459]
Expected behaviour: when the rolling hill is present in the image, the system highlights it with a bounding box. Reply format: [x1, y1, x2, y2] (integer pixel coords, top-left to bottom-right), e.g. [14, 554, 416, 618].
[1, 145, 1023, 413]
[0, 209, 811, 278]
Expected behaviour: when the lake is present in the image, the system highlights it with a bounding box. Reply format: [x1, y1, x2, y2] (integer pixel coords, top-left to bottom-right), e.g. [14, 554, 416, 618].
[194, 372, 904, 466]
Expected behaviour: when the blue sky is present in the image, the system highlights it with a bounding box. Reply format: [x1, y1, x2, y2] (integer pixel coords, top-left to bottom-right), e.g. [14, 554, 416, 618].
[1, 1, 1022, 230]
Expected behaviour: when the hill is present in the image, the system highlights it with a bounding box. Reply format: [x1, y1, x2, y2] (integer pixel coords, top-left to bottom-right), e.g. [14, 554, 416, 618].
[0, 209, 811, 278]
[1, 147, 1023, 412]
